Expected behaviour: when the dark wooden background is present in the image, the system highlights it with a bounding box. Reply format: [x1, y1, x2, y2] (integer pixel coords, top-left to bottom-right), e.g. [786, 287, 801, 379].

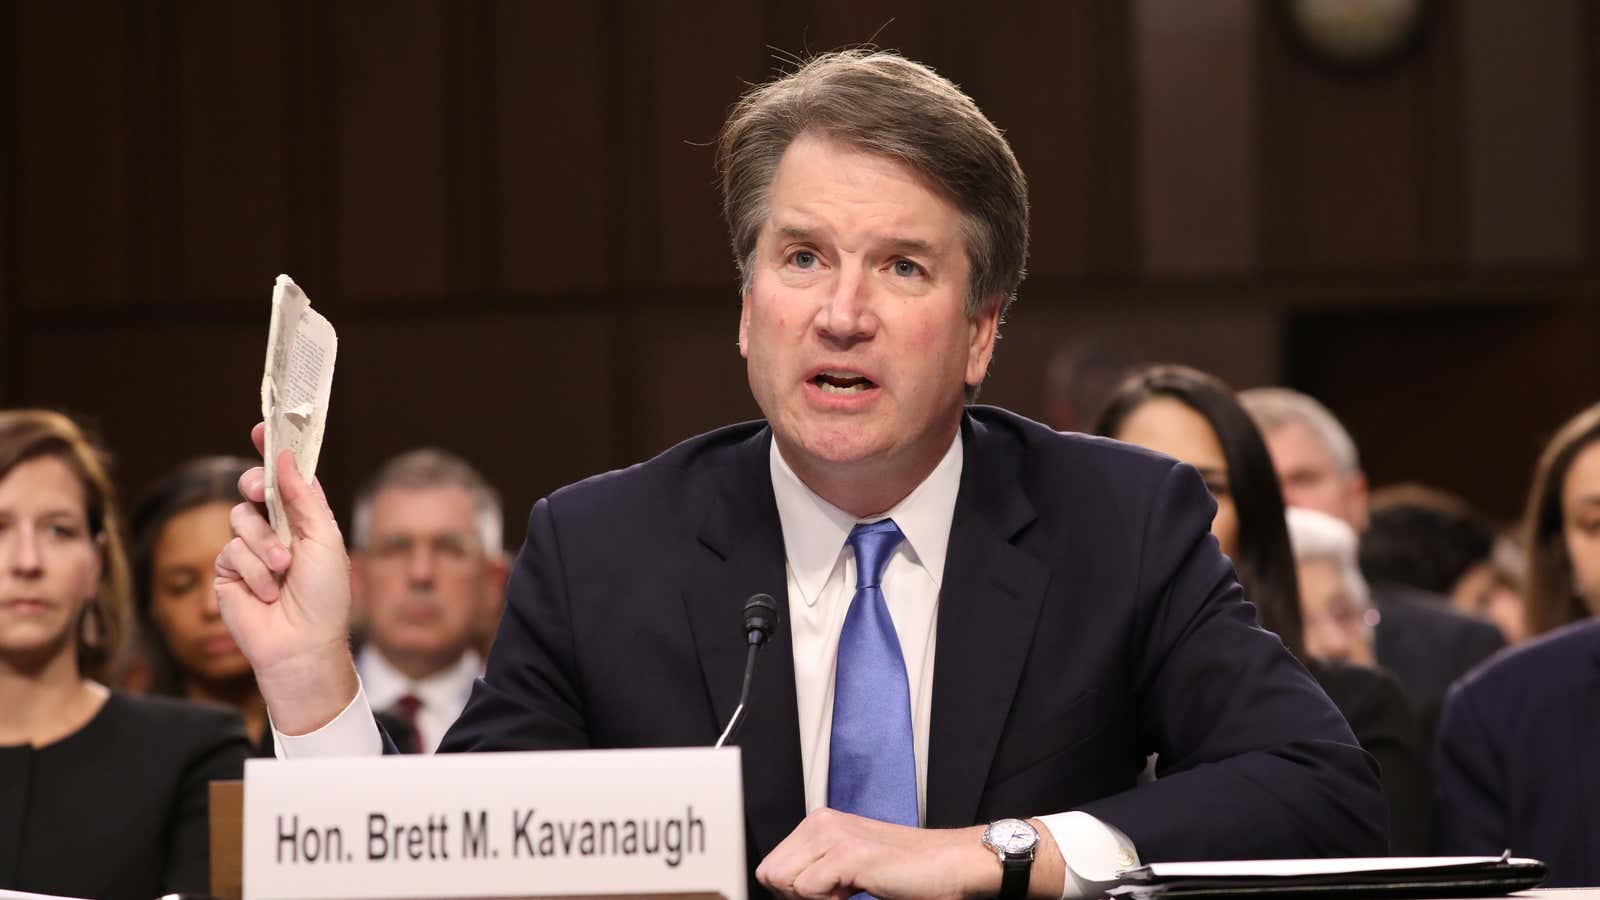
[3, 0, 1596, 547]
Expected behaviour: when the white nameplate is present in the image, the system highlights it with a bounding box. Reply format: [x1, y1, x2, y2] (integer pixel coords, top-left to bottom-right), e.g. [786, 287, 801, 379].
[242, 747, 744, 900]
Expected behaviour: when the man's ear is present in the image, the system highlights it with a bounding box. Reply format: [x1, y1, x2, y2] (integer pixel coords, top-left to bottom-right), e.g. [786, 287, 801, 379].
[1348, 470, 1371, 532]
[964, 295, 1003, 388]
[482, 552, 509, 612]
[476, 552, 510, 656]
[738, 292, 752, 359]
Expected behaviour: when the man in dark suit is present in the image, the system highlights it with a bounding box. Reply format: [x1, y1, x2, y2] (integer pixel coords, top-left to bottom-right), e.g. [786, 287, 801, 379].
[1238, 388, 1505, 746]
[1435, 617, 1600, 886]
[217, 51, 1384, 899]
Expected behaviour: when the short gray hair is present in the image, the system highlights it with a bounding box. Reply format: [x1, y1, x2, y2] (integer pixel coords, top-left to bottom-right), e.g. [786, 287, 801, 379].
[350, 448, 502, 554]
[1238, 387, 1362, 474]
[1285, 505, 1371, 612]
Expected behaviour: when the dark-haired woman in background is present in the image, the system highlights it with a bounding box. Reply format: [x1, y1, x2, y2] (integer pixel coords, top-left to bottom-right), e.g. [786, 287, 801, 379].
[131, 456, 420, 756]
[0, 410, 249, 899]
[131, 456, 270, 749]
[1096, 364, 1428, 854]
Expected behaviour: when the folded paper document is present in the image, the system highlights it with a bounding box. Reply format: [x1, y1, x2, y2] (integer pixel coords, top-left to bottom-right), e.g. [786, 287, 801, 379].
[1108, 854, 1546, 899]
[259, 274, 337, 545]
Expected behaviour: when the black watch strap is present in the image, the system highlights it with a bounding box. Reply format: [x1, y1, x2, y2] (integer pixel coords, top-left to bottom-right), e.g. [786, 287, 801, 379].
[997, 853, 1031, 900]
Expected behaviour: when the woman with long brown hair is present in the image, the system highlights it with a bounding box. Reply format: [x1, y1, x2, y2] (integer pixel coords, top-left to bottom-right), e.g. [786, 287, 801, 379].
[1435, 401, 1600, 883]
[0, 410, 249, 899]
[1520, 401, 1600, 636]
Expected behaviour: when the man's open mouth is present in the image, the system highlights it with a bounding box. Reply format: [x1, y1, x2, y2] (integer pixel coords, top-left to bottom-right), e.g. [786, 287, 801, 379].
[812, 372, 878, 395]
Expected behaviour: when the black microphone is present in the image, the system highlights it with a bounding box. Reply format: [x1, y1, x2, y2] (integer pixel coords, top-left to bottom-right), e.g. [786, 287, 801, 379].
[715, 593, 781, 748]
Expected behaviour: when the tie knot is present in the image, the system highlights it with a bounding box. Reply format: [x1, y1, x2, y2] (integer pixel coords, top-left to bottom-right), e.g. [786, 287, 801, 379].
[394, 694, 422, 718]
[848, 519, 904, 590]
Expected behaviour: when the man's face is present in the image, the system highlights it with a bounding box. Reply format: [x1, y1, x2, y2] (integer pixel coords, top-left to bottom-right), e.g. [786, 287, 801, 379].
[1264, 421, 1369, 530]
[738, 134, 998, 505]
[352, 485, 502, 676]
[1295, 557, 1376, 667]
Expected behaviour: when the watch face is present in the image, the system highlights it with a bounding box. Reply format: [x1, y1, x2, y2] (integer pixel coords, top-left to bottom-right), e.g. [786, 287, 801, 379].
[986, 818, 1038, 854]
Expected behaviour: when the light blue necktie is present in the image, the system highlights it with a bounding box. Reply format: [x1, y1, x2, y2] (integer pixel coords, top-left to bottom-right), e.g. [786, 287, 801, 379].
[828, 518, 918, 829]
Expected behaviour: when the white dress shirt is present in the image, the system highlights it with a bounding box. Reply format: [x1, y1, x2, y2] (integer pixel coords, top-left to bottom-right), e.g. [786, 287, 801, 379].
[276, 431, 1138, 896]
[771, 434, 1137, 899]
[356, 645, 480, 754]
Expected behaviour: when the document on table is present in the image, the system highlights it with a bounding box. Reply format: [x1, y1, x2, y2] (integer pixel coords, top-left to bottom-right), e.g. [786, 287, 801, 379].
[1108, 854, 1547, 899]
[260, 274, 337, 545]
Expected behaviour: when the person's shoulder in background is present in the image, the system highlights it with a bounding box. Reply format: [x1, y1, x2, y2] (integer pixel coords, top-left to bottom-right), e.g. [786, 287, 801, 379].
[1435, 617, 1600, 886]
[109, 691, 252, 764]
[1449, 615, 1600, 710]
[1309, 660, 1430, 855]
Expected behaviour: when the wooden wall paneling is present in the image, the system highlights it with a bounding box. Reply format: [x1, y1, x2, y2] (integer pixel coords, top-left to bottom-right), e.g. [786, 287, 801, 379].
[281, 0, 341, 298]
[334, 0, 447, 298]
[1287, 301, 1600, 519]
[1418, 0, 1463, 267]
[652, 2, 767, 288]
[965, 2, 1092, 284]
[1258, 4, 1455, 271]
[1461, 0, 1586, 266]
[980, 300, 1282, 425]
[19, 1, 134, 308]
[173, 2, 292, 302]
[21, 323, 269, 504]
[601, 0, 663, 469]
[631, 305, 760, 459]
[334, 312, 619, 549]
[441, 1, 499, 292]
[127, 2, 178, 301]
[1083, 2, 1137, 280]
[495, 0, 608, 294]
[1590, 0, 1600, 267]
[1, 0, 17, 404]
[765, 0, 944, 66]
[1134, 0, 1260, 277]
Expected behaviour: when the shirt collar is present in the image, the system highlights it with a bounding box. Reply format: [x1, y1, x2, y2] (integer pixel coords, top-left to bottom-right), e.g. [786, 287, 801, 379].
[359, 644, 482, 712]
[769, 428, 964, 607]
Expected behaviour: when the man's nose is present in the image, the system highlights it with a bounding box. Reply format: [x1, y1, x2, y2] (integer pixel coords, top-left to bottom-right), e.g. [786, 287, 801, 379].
[406, 545, 438, 584]
[817, 262, 877, 344]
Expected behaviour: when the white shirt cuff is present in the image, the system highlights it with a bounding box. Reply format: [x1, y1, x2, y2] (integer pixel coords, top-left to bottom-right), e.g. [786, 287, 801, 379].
[1036, 811, 1140, 900]
[270, 683, 384, 758]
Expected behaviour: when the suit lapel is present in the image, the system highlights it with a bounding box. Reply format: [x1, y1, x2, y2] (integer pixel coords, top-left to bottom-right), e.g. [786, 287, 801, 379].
[681, 428, 806, 862]
[925, 414, 1050, 828]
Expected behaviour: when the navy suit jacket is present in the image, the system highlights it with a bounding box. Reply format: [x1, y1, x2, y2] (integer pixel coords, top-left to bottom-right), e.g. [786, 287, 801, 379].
[1435, 617, 1600, 886]
[438, 407, 1386, 887]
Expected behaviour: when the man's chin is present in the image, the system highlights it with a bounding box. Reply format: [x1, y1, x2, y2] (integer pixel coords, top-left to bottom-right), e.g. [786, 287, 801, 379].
[784, 428, 892, 470]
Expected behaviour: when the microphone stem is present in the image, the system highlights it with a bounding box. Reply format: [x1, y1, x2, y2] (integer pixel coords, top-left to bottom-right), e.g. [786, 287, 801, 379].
[715, 640, 761, 748]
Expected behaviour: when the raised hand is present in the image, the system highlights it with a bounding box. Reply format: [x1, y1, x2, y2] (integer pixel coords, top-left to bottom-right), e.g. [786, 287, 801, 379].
[214, 422, 358, 735]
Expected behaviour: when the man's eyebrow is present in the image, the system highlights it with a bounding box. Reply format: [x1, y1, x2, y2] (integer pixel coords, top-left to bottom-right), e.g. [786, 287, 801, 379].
[884, 237, 937, 256]
[772, 226, 939, 256]
[775, 225, 817, 242]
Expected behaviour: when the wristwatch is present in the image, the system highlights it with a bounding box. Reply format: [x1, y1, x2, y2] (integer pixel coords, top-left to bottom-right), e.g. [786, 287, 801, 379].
[981, 817, 1038, 900]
